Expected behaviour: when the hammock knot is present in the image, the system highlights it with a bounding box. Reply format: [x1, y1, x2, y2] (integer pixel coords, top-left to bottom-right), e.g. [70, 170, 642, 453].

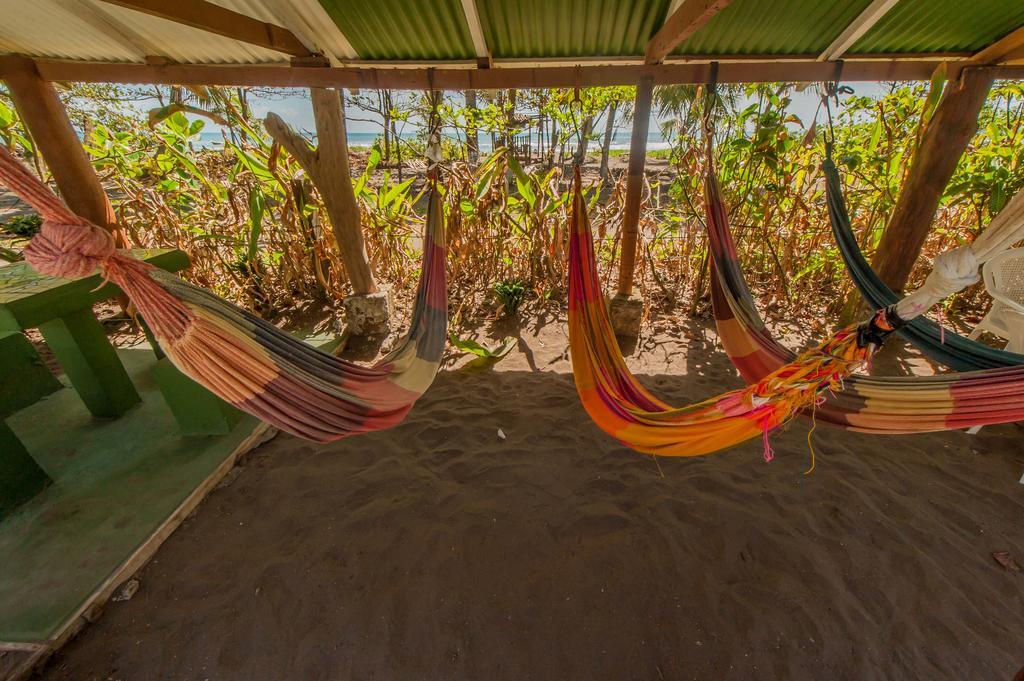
[23, 217, 116, 280]
[927, 245, 980, 297]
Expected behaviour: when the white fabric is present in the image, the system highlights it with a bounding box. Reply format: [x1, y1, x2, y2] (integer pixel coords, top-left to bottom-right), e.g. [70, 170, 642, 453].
[892, 188, 1024, 321]
[896, 245, 980, 317]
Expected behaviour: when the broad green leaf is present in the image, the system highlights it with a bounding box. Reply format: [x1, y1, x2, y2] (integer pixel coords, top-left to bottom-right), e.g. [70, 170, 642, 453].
[449, 334, 516, 359]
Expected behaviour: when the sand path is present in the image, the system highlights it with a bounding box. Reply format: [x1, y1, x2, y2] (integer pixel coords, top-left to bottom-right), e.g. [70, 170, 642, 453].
[42, 316, 1024, 680]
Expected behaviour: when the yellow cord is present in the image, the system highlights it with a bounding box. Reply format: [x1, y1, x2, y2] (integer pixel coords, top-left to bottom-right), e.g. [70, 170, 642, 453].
[804, 400, 819, 475]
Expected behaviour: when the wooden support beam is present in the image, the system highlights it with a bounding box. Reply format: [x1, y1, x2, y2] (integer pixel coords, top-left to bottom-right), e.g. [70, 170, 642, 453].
[871, 67, 995, 292]
[97, 0, 313, 57]
[4, 56, 1005, 91]
[2, 56, 118, 234]
[970, 25, 1024, 65]
[265, 89, 377, 295]
[460, 0, 492, 68]
[645, 0, 732, 65]
[818, 0, 900, 61]
[616, 75, 654, 296]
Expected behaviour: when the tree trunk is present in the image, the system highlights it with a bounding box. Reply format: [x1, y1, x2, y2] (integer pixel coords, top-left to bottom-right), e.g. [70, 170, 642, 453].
[380, 90, 392, 165]
[600, 101, 618, 183]
[573, 115, 595, 166]
[870, 67, 994, 293]
[4, 56, 119, 239]
[547, 118, 559, 166]
[465, 89, 479, 164]
[616, 76, 654, 296]
[265, 88, 378, 295]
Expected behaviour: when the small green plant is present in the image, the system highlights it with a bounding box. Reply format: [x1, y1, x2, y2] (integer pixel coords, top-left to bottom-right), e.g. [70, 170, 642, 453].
[1, 213, 41, 238]
[493, 278, 526, 315]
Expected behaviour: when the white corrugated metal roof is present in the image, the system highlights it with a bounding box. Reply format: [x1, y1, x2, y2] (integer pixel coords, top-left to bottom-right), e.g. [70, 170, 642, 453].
[221, 0, 358, 62]
[0, 0, 319, 64]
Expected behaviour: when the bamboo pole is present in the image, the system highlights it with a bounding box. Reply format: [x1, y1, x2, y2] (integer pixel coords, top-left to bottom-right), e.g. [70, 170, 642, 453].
[616, 75, 653, 296]
[3, 56, 118, 235]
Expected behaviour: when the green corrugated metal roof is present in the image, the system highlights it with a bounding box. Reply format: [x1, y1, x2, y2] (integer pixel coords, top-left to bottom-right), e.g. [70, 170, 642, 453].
[313, 0, 1024, 63]
[476, 0, 671, 58]
[673, 0, 874, 55]
[317, 0, 475, 60]
[850, 0, 1024, 53]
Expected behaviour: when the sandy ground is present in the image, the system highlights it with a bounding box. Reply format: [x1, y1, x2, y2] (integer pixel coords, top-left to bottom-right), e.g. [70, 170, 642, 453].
[39, 315, 1024, 681]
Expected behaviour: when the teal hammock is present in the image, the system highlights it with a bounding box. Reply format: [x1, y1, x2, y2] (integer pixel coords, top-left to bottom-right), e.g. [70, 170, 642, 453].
[824, 152, 1024, 371]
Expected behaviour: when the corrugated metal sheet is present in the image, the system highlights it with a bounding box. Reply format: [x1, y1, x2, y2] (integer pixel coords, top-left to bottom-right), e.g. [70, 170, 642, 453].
[0, 0, 1021, 66]
[211, 0, 357, 61]
[96, 2, 287, 64]
[316, 0, 475, 60]
[850, 0, 1024, 53]
[674, 0, 875, 55]
[477, 0, 671, 58]
[0, 0, 289, 64]
[0, 1, 141, 62]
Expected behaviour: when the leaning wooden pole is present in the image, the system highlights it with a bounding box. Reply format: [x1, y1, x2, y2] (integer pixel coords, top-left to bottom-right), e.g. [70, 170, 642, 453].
[871, 67, 994, 293]
[616, 75, 653, 296]
[3, 56, 118, 236]
[266, 88, 377, 295]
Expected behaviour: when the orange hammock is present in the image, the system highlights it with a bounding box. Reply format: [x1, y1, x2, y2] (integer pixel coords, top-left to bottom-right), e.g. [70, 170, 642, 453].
[568, 170, 882, 457]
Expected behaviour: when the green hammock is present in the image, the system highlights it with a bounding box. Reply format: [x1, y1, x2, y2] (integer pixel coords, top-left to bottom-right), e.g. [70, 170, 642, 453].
[825, 150, 1024, 371]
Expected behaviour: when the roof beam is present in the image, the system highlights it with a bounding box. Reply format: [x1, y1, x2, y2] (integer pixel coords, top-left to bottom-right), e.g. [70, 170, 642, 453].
[818, 0, 900, 61]
[96, 0, 313, 57]
[970, 26, 1024, 65]
[4, 57, 1011, 91]
[645, 0, 732, 65]
[460, 0, 491, 68]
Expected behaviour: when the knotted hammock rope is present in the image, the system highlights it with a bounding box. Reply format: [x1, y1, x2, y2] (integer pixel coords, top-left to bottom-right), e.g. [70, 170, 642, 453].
[0, 145, 447, 442]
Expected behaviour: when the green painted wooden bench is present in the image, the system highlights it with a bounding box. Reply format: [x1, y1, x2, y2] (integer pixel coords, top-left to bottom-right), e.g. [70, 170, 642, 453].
[0, 248, 190, 418]
[0, 331, 62, 517]
[0, 249, 191, 519]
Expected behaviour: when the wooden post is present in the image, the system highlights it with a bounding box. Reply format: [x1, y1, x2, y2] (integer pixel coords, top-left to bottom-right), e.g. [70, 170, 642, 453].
[465, 89, 479, 164]
[616, 75, 653, 296]
[599, 101, 618, 183]
[266, 88, 377, 295]
[871, 67, 994, 292]
[3, 56, 117, 233]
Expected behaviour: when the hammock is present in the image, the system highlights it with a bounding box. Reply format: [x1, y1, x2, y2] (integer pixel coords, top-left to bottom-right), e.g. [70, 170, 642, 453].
[570, 168, 888, 457]
[569, 149, 1024, 458]
[705, 158, 1024, 434]
[0, 146, 447, 443]
[825, 151, 1024, 370]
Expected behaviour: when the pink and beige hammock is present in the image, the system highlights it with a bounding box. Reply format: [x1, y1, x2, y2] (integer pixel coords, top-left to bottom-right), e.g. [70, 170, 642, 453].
[0, 146, 447, 442]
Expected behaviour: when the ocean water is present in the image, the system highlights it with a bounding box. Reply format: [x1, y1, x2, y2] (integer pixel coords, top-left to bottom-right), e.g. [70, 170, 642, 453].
[196, 129, 671, 152]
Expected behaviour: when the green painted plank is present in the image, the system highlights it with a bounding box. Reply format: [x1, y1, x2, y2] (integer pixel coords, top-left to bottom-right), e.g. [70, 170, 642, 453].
[0, 331, 61, 418]
[152, 357, 244, 435]
[318, 0, 475, 59]
[851, 0, 1024, 54]
[0, 421, 50, 521]
[0, 248, 189, 331]
[0, 349, 258, 642]
[477, 0, 671, 58]
[38, 308, 141, 419]
[674, 0, 874, 55]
